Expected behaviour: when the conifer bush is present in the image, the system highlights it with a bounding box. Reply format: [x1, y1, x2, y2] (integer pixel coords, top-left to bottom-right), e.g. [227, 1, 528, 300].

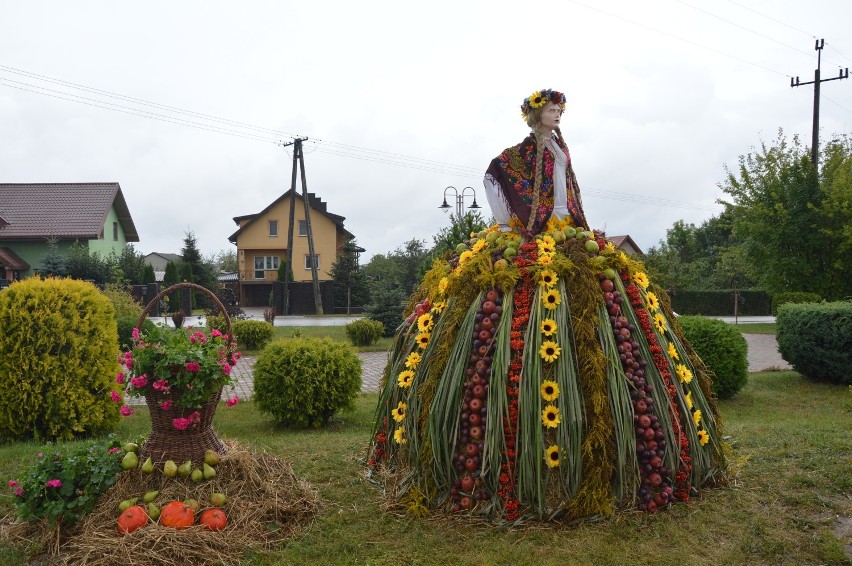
[776, 301, 852, 385]
[344, 318, 384, 346]
[232, 319, 274, 350]
[0, 277, 122, 440]
[254, 337, 361, 427]
[679, 316, 748, 399]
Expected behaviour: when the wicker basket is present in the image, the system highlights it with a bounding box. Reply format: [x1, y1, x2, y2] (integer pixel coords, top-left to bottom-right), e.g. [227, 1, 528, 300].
[135, 282, 233, 464]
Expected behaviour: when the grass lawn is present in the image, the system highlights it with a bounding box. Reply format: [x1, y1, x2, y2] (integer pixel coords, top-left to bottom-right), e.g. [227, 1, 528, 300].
[730, 322, 777, 335]
[0, 371, 849, 565]
[238, 326, 393, 356]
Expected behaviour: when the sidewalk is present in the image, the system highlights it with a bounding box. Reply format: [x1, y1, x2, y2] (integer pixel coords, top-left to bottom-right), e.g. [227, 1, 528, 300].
[146, 309, 363, 328]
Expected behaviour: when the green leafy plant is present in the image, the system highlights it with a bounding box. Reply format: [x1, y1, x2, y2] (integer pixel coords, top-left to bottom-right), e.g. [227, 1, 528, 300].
[679, 316, 748, 399]
[0, 277, 122, 441]
[116, 316, 155, 351]
[776, 301, 852, 385]
[100, 283, 143, 319]
[206, 313, 228, 334]
[344, 318, 384, 346]
[771, 291, 822, 315]
[232, 319, 275, 350]
[9, 435, 124, 526]
[254, 337, 361, 427]
[122, 324, 240, 414]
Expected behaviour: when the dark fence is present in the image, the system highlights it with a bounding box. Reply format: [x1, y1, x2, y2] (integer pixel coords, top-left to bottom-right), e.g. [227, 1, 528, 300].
[670, 289, 772, 316]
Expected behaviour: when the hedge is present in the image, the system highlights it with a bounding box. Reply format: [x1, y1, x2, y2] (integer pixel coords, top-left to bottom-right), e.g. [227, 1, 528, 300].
[670, 289, 772, 316]
[776, 301, 852, 385]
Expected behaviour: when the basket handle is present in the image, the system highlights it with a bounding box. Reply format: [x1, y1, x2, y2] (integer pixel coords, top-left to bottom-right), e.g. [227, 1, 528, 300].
[137, 282, 234, 351]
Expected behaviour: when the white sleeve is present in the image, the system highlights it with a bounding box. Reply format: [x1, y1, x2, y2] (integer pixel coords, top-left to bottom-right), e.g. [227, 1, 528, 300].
[483, 174, 513, 232]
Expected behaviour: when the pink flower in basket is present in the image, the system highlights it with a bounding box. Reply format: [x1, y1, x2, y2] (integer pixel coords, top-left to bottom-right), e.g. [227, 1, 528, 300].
[222, 363, 232, 375]
[130, 375, 148, 388]
[226, 395, 239, 407]
[110, 390, 121, 403]
[172, 417, 190, 431]
[211, 329, 223, 338]
[132, 327, 141, 340]
[45, 479, 62, 489]
[185, 361, 201, 373]
[115, 372, 125, 385]
[152, 379, 171, 392]
[120, 405, 134, 416]
[160, 399, 173, 411]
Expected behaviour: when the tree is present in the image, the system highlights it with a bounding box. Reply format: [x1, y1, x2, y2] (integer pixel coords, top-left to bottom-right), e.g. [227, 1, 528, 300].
[720, 131, 852, 299]
[212, 248, 238, 273]
[329, 238, 368, 314]
[431, 211, 489, 259]
[40, 237, 67, 277]
[180, 231, 217, 307]
[65, 241, 110, 282]
[116, 244, 146, 284]
[142, 264, 156, 284]
[163, 261, 179, 313]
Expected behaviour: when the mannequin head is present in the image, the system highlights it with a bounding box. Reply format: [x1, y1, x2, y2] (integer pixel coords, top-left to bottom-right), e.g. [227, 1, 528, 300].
[521, 89, 566, 129]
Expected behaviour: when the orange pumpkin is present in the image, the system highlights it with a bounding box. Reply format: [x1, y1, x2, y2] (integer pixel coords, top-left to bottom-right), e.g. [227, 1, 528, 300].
[199, 508, 227, 531]
[160, 501, 195, 529]
[117, 505, 148, 534]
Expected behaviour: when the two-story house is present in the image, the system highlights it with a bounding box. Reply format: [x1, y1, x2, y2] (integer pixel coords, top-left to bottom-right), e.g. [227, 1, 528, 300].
[0, 183, 139, 280]
[228, 189, 353, 307]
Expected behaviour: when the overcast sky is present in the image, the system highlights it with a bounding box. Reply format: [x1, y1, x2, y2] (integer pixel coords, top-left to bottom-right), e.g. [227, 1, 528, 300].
[1, 1, 850, 264]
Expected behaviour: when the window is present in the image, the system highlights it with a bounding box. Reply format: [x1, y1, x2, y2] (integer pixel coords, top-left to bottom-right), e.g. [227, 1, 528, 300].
[304, 254, 320, 270]
[113, 222, 119, 241]
[268, 220, 278, 237]
[298, 220, 308, 237]
[253, 255, 280, 279]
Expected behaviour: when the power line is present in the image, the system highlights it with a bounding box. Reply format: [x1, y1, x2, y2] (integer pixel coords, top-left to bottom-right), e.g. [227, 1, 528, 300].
[720, 0, 815, 40]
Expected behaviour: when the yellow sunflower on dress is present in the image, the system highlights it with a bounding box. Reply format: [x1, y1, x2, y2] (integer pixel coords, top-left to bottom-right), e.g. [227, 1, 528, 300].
[539, 340, 561, 363]
[417, 313, 434, 333]
[676, 364, 694, 384]
[692, 409, 702, 427]
[540, 269, 558, 288]
[398, 370, 415, 388]
[438, 277, 449, 295]
[697, 429, 710, 446]
[416, 332, 431, 349]
[667, 341, 679, 360]
[431, 301, 447, 314]
[540, 380, 559, 401]
[405, 351, 422, 369]
[540, 318, 557, 336]
[391, 402, 407, 422]
[542, 405, 561, 428]
[538, 253, 554, 266]
[458, 250, 474, 265]
[633, 271, 649, 289]
[542, 289, 561, 310]
[394, 426, 407, 444]
[684, 391, 694, 410]
[545, 445, 560, 468]
[645, 291, 660, 311]
[653, 313, 667, 333]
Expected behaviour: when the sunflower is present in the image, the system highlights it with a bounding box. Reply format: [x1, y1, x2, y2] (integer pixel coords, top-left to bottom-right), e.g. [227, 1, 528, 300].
[540, 318, 557, 336]
[537, 240, 555, 255]
[676, 364, 694, 384]
[529, 91, 546, 108]
[438, 277, 449, 295]
[539, 340, 561, 363]
[540, 380, 559, 401]
[667, 341, 680, 361]
[653, 312, 667, 333]
[633, 271, 649, 289]
[692, 408, 702, 427]
[542, 289, 562, 310]
[431, 301, 447, 314]
[545, 445, 560, 468]
[416, 332, 431, 349]
[417, 313, 434, 333]
[646, 291, 660, 312]
[397, 370, 415, 388]
[394, 426, 407, 444]
[472, 239, 487, 253]
[391, 401, 407, 423]
[697, 429, 710, 446]
[405, 351, 422, 369]
[684, 391, 694, 410]
[604, 241, 616, 253]
[459, 250, 474, 264]
[542, 405, 561, 428]
[540, 269, 558, 288]
[538, 253, 554, 266]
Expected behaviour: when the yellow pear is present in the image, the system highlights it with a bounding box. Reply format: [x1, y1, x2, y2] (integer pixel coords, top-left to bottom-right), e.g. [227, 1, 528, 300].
[140, 457, 154, 474]
[147, 502, 161, 521]
[202, 463, 217, 480]
[143, 490, 159, 504]
[204, 449, 220, 466]
[177, 460, 192, 477]
[118, 497, 138, 512]
[163, 460, 178, 478]
[121, 451, 139, 470]
[191, 468, 204, 483]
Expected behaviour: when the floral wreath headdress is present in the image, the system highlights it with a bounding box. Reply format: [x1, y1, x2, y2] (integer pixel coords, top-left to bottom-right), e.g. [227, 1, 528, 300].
[520, 89, 567, 121]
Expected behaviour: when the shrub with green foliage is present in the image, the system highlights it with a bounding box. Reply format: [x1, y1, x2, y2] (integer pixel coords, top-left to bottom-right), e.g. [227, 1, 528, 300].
[366, 286, 406, 337]
[0, 277, 122, 440]
[345, 318, 384, 346]
[771, 291, 822, 315]
[101, 283, 143, 319]
[9, 435, 124, 526]
[254, 337, 361, 427]
[679, 316, 748, 399]
[206, 313, 228, 334]
[232, 319, 274, 350]
[116, 316, 156, 351]
[776, 301, 852, 385]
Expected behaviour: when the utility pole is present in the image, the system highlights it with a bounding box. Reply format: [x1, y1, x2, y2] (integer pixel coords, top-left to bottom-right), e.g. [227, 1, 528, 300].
[279, 137, 324, 315]
[790, 39, 849, 174]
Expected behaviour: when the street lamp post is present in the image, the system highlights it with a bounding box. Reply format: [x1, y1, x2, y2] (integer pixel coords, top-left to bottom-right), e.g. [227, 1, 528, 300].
[438, 186, 481, 217]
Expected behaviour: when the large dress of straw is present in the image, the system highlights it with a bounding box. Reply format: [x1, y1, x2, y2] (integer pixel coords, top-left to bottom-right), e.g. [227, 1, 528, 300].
[2, 441, 319, 565]
[366, 220, 727, 523]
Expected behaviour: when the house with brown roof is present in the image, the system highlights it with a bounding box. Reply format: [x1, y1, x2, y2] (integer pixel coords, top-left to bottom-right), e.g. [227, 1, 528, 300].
[0, 183, 139, 279]
[228, 189, 353, 307]
[608, 234, 644, 256]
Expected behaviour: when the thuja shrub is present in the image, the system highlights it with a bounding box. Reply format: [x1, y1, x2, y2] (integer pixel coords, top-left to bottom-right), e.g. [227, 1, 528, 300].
[345, 318, 384, 346]
[777, 301, 852, 385]
[101, 283, 143, 319]
[771, 291, 822, 315]
[0, 278, 122, 440]
[232, 319, 275, 350]
[254, 338, 361, 427]
[206, 313, 228, 334]
[679, 316, 748, 399]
